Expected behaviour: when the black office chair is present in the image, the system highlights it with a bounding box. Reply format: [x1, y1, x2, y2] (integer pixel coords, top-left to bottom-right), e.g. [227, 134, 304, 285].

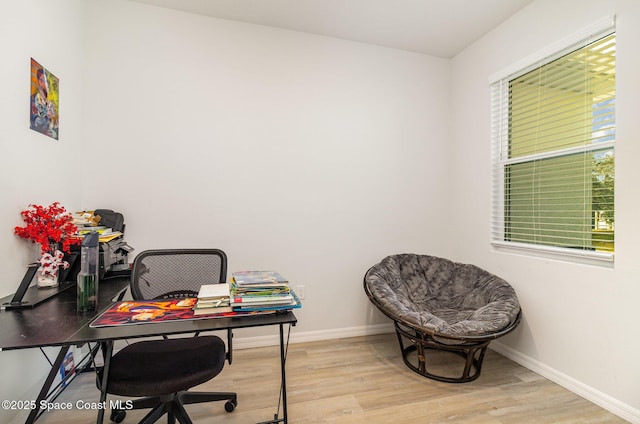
[99, 249, 237, 424]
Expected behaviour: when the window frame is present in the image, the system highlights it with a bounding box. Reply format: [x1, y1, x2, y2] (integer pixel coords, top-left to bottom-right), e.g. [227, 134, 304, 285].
[489, 17, 616, 265]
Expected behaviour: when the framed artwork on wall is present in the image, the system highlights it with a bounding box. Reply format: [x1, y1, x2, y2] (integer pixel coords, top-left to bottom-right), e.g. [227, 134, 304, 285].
[29, 58, 59, 140]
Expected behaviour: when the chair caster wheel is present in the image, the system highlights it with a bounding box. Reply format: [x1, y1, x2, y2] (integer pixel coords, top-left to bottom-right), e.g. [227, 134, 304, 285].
[110, 409, 126, 423]
[224, 399, 237, 413]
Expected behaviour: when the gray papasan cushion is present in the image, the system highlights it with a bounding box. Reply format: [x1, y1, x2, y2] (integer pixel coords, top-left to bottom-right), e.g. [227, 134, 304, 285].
[365, 254, 520, 339]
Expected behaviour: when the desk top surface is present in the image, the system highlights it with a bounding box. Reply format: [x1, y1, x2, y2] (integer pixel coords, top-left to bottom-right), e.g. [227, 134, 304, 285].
[0, 277, 297, 350]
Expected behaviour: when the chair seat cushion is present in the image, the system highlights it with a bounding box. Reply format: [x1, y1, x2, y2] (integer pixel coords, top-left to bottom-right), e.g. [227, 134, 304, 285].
[365, 254, 521, 340]
[104, 335, 226, 397]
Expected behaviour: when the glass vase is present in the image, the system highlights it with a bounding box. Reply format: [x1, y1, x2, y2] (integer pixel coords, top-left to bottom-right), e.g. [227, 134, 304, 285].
[36, 243, 62, 289]
[36, 268, 59, 289]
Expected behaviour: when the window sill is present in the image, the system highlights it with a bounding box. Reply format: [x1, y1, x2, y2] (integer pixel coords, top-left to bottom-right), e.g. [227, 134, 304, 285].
[491, 241, 614, 268]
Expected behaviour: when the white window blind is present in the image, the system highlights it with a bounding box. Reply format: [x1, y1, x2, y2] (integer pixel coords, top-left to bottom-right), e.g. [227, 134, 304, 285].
[490, 24, 615, 262]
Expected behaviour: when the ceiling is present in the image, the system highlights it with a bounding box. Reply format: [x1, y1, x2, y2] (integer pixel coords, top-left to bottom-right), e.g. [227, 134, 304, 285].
[127, 0, 532, 58]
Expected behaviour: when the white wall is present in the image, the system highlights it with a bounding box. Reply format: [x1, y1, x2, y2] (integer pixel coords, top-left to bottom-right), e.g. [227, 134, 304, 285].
[0, 0, 86, 294]
[451, 0, 640, 421]
[0, 1, 86, 422]
[81, 0, 452, 338]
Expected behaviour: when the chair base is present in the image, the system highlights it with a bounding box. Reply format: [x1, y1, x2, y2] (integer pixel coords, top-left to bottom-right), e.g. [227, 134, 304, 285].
[395, 322, 490, 383]
[110, 391, 237, 424]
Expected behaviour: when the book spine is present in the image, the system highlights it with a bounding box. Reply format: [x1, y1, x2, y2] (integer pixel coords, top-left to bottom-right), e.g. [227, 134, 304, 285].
[232, 295, 292, 304]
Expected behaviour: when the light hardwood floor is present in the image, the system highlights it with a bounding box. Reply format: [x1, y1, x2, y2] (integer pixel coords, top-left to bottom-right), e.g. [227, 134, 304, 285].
[35, 333, 627, 423]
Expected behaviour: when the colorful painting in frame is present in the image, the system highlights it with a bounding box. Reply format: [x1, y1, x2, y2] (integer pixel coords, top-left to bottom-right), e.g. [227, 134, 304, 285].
[30, 58, 59, 140]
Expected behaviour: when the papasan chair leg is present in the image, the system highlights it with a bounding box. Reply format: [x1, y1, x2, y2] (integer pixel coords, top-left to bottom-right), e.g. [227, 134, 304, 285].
[467, 345, 488, 380]
[417, 339, 426, 374]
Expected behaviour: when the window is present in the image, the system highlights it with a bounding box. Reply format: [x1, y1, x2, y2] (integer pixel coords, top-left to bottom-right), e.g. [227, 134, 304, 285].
[490, 23, 615, 262]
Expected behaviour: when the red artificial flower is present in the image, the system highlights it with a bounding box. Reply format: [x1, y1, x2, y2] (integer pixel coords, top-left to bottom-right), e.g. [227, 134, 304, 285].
[14, 202, 81, 254]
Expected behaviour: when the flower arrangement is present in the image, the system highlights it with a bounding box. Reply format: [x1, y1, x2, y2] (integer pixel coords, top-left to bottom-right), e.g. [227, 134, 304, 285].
[14, 202, 81, 288]
[14, 202, 80, 254]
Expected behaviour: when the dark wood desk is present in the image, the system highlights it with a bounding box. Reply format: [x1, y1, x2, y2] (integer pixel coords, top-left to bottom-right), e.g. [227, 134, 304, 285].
[0, 278, 297, 424]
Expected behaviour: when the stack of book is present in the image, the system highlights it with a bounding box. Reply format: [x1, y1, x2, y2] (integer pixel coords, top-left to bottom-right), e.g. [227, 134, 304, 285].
[193, 283, 232, 316]
[231, 271, 299, 312]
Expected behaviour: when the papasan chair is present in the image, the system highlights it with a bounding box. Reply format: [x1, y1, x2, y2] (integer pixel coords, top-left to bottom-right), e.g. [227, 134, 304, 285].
[364, 254, 521, 383]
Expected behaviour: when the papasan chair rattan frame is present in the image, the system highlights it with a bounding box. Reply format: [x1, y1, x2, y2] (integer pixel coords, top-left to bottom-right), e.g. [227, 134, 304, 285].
[364, 254, 521, 383]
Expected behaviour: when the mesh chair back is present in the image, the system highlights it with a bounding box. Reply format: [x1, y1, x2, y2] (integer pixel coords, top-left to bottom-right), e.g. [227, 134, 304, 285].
[130, 249, 227, 300]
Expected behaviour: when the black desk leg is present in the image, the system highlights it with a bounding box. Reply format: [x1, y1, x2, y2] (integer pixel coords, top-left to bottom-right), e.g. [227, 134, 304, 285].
[279, 323, 288, 424]
[26, 345, 71, 424]
[96, 341, 114, 424]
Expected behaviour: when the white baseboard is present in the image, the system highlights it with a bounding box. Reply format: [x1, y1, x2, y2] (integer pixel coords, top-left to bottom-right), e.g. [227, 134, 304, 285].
[490, 341, 640, 424]
[232, 323, 394, 349]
